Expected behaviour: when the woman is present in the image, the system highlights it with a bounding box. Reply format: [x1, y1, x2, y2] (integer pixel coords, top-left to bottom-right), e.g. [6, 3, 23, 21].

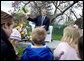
[1, 11, 19, 60]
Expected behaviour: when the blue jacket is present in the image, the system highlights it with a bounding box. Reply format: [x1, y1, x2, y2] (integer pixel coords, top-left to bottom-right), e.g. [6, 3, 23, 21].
[21, 45, 53, 60]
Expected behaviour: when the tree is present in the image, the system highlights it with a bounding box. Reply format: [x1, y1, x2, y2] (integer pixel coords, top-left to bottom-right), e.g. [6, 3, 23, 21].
[11, 1, 83, 24]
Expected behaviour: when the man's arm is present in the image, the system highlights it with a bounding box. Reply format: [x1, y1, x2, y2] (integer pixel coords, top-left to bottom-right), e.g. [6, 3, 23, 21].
[27, 17, 38, 23]
[25, 13, 38, 23]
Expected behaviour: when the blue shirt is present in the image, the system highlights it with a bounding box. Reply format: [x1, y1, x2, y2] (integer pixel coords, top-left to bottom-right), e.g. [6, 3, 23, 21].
[21, 45, 53, 60]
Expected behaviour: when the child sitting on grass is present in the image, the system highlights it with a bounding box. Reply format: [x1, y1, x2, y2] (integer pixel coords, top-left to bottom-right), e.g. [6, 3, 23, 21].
[21, 27, 53, 60]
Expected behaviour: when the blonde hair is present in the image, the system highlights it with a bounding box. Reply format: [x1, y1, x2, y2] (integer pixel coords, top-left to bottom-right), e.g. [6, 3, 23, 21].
[1, 11, 13, 26]
[31, 27, 47, 45]
[61, 26, 80, 47]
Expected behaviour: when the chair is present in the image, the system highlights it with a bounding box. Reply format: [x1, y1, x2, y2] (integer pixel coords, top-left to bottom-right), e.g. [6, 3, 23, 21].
[45, 26, 53, 42]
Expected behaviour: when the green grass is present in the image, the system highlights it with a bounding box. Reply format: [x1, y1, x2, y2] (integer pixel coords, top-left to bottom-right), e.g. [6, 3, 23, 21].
[52, 33, 62, 40]
[17, 47, 26, 57]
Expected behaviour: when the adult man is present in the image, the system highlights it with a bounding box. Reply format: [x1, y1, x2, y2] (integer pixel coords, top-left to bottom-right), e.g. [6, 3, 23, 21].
[25, 9, 50, 31]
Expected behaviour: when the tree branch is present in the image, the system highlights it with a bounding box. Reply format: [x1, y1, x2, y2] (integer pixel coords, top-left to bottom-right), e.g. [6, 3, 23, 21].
[51, 1, 78, 23]
[33, 1, 41, 15]
[53, 1, 58, 15]
[22, 1, 30, 7]
[71, 9, 78, 20]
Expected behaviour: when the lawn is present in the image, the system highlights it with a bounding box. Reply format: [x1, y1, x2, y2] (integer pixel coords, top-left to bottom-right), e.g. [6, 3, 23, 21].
[17, 46, 26, 58]
[52, 33, 62, 40]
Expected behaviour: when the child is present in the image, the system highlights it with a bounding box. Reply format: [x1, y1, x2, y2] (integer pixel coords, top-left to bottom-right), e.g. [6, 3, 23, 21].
[78, 36, 83, 60]
[9, 27, 21, 55]
[21, 27, 53, 60]
[53, 26, 81, 60]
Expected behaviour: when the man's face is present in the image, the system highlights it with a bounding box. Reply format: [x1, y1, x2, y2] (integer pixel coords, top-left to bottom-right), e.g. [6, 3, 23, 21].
[41, 10, 47, 16]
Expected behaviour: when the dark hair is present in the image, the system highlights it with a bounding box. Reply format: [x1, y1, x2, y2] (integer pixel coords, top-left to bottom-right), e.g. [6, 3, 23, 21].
[1, 11, 14, 27]
[78, 36, 83, 59]
[75, 18, 83, 29]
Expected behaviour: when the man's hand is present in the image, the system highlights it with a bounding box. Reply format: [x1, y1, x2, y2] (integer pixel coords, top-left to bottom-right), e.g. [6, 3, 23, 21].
[41, 25, 45, 28]
[24, 13, 30, 18]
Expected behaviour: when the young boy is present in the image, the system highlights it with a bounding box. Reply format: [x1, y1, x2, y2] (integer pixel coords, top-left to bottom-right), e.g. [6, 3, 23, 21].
[21, 27, 53, 60]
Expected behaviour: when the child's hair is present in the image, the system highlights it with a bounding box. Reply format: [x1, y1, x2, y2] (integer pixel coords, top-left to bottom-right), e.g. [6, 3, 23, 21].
[1, 11, 14, 27]
[61, 26, 80, 47]
[31, 27, 47, 45]
[78, 36, 83, 59]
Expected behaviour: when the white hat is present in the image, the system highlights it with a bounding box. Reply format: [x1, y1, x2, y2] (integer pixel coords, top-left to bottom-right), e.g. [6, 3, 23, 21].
[10, 28, 21, 41]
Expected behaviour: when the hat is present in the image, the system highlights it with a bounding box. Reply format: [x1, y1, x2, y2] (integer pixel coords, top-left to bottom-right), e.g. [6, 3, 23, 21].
[10, 28, 21, 41]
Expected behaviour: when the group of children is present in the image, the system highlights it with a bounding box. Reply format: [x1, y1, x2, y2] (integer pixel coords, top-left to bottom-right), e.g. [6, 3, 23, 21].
[9, 25, 83, 60]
